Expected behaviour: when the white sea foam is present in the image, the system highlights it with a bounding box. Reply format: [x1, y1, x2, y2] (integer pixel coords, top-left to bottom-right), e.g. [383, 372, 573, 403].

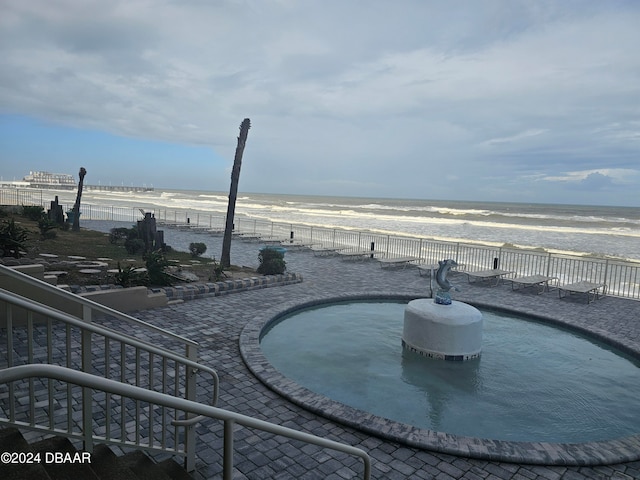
[50, 188, 639, 260]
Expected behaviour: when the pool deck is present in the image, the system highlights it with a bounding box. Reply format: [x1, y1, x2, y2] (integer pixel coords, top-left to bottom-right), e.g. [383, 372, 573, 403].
[123, 240, 640, 480]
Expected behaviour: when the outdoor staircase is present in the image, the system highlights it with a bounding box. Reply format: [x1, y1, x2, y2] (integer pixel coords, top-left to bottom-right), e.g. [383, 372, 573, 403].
[0, 427, 193, 480]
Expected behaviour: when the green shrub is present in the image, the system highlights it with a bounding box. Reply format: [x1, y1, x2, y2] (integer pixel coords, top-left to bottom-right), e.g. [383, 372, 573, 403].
[209, 257, 227, 282]
[124, 238, 145, 255]
[0, 218, 29, 257]
[189, 242, 207, 258]
[22, 205, 45, 221]
[144, 249, 172, 286]
[113, 262, 148, 288]
[257, 247, 286, 275]
[37, 217, 59, 239]
[109, 227, 133, 244]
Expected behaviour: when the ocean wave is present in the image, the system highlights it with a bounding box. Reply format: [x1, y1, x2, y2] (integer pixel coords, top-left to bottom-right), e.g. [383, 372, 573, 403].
[45, 188, 638, 261]
[253, 203, 639, 230]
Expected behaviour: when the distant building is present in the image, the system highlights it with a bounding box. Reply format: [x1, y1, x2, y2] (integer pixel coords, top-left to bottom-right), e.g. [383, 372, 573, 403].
[22, 171, 77, 189]
[0, 170, 153, 192]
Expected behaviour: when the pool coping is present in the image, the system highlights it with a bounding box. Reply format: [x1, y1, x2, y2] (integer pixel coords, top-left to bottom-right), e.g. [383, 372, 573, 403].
[239, 293, 640, 466]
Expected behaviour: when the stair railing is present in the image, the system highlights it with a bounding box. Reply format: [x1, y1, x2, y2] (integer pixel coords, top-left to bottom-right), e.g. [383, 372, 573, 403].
[0, 264, 194, 356]
[0, 286, 219, 471]
[0, 364, 371, 480]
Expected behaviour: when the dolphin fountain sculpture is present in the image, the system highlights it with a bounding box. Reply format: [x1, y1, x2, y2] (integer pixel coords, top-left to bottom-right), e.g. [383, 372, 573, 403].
[434, 259, 458, 305]
[404, 258, 481, 360]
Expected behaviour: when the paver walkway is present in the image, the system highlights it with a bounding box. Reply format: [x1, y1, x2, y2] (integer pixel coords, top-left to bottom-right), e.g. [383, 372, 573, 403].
[129, 237, 640, 480]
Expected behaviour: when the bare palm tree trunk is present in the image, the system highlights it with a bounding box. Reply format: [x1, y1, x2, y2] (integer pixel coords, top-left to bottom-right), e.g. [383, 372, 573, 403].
[72, 167, 86, 232]
[221, 119, 251, 268]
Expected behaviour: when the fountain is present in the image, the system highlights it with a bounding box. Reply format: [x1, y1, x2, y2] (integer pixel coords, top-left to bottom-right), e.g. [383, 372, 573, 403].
[402, 259, 483, 360]
[247, 260, 640, 464]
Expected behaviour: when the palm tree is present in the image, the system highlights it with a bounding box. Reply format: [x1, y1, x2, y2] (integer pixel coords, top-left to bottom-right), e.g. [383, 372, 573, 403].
[71, 167, 86, 232]
[221, 119, 251, 268]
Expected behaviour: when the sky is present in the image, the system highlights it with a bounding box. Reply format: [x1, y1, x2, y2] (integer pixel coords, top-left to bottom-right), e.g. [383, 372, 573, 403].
[0, 0, 639, 207]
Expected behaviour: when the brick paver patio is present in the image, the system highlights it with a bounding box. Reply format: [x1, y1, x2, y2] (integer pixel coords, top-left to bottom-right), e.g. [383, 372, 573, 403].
[127, 237, 640, 480]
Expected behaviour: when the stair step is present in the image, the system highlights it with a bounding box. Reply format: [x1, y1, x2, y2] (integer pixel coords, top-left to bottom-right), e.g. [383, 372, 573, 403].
[31, 436, 99, 480]
[157, 458, 194, 480]
[0, 428, 193, 480]
[91, 444, 140, 480]
[0, 428, 51, 480]
[120, 451, 174, 480]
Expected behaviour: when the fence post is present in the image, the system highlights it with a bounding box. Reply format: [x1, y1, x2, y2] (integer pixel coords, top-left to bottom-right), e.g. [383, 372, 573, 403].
[545, 252, 552, 278]
[81, 304, 93, 454]
[184, 344, 198, 472]
[223, 419, 235, 480]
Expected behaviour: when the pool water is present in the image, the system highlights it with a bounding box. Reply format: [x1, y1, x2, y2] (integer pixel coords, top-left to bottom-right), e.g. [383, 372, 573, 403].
[260, 301, 640, 443]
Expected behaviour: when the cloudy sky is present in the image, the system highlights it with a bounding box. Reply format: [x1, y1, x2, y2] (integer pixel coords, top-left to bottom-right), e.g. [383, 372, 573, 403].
[1, 0, 639, 206]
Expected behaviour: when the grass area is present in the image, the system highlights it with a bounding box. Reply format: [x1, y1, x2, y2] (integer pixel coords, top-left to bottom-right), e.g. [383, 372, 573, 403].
[1, 210, 255, 287]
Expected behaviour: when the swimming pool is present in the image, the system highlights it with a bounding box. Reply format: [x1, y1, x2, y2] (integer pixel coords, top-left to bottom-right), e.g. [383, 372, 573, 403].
[260, 300, 640, 444]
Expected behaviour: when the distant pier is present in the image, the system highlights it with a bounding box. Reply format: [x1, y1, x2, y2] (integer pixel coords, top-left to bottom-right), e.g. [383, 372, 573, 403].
[85, 184, 154, 192]
[11, 183, 154, 192]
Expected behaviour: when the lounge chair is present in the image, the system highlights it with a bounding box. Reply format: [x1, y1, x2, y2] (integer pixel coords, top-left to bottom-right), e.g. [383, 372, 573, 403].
[377, 256, 419, 269]
[337, 248, 376, 261]
[558, 281, 606, 303]
[462, 268, 515, 286]
[509, 274, 558, 294]
[416, 263, 440, 277]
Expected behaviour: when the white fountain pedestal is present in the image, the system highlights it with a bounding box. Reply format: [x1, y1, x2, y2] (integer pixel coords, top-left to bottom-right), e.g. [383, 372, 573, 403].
[402, 299, 483, 361]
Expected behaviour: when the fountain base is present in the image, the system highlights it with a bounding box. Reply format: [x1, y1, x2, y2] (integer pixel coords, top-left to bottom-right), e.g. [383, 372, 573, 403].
[402, 299, 483, 361]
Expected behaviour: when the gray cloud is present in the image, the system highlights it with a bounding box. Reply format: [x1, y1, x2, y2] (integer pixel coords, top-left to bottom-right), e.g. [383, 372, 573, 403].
[0, 0, 639, 205]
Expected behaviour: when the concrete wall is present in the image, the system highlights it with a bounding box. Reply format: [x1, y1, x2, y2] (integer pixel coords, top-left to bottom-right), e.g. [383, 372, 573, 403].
[1, 265, 165, 327]
[1, 264, 84, 325]
[79, 286, 167, 312]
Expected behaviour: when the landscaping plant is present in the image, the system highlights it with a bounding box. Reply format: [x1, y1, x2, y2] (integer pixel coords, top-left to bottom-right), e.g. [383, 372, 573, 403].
[144, 249, 172, 286]
[0, 218, 29, 257]
[189, 242, 207, 258]
[257, 247, 286, 275]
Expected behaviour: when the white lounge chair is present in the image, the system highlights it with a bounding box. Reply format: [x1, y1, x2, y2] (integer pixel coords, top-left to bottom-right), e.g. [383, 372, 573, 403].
[462, 268, 515, 286]
[377, 256, 419, 269]
[558, 281, 606, 303]
[509, 274, 558, 294]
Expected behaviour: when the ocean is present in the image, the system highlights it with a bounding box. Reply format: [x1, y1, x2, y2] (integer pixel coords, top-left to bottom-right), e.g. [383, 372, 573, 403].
[31, 188, 640, 262]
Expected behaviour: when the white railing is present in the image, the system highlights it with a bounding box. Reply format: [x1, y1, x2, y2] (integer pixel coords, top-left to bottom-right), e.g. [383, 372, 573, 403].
[0, 265, 219, 471]
[0, 364, 371, 480]
[5, 193, 640, 300]
[229, 216, 640, 300]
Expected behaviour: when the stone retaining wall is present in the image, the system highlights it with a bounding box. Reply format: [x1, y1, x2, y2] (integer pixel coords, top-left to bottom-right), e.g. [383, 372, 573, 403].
[72, 272, 303, 305]
[154, 273, 303, 303]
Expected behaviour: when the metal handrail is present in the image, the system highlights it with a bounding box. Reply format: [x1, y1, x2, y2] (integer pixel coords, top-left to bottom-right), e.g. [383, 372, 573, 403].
[0, 288, 219, 406]
[0, 365, 372, 480]
[0, 263, 197, 349]
[1, 283, 218, 470]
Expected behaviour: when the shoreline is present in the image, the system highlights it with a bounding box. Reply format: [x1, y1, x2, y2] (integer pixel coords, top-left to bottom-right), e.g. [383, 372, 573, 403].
[3, 186, 639, 262]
